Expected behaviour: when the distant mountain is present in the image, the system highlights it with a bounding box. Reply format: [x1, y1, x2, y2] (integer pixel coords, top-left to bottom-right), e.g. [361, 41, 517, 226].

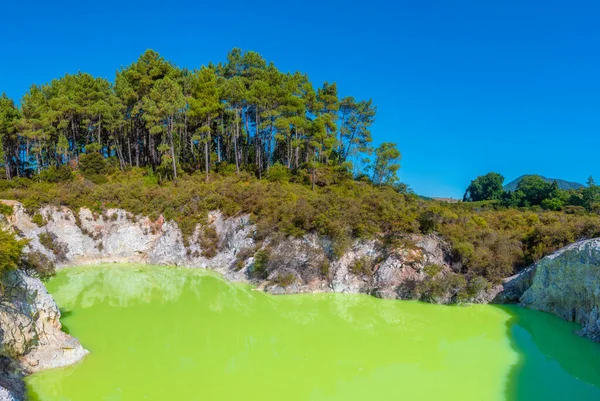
[503, 175, 585, 192]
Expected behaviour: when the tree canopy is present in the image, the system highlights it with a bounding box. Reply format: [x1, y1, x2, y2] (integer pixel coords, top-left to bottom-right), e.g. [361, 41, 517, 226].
[0, 49, 401, 187]
[463, 172, 504, 202]
[464, 172, 600, 213]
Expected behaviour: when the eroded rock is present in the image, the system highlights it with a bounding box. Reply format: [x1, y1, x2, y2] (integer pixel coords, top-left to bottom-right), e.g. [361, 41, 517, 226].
[519, 238, 600, 341]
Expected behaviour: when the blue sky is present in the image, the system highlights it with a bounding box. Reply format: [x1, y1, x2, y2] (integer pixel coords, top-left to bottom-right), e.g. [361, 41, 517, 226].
[2, 0, 599, 198]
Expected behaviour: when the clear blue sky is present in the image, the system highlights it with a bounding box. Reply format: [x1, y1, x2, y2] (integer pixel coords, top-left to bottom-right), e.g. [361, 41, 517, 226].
[2, 0, 599, 198]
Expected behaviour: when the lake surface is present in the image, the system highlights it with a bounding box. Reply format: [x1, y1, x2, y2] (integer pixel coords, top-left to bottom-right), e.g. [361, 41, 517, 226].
[27, 265, 600, 401]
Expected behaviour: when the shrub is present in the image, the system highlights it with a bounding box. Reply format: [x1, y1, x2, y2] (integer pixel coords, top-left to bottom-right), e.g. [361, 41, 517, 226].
[542, 198, 563, 211]
[39, 165, 73, 183]
[21, 251, 55, 279]
[252, 249, 270, 279]
[31, 213, 47, 227]
[266, 163, 291, 183]
[349, 257, 373, 277]
[319, 259, 331, 278]
[0, 203, 13, 216]
[418, 273, 467, 303]
[423, 264, 443, 277]
[274, 273, 295, 287]
[1, 170, 599, 290]
[0, 229, 27, 275]
[79, 152, 108, 175]
[466, 276, 491, 298]
[38, 232, 68, 261]
[199, 225, 219, 258]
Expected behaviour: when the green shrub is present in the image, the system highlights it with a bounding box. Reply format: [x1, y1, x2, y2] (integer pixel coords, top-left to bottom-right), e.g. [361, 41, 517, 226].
[39, 165, 73, 183]
[349, 257, 372, 277]
[1, 171, 599, 289]
[319, 259, 331, 277]
[423, 264, 443, 277]
[0, 229, 27, 275]
[21, 251, 56, 279]
[38, 232, 68, 261]
[542, 198, 563, 211]
[0, 203, 13, 216]
[266, 163, 291, 183]
[199, 225, 219, 258]
[418, 273, 467, 303]
[252, 249, 270, 279]
[79, 152, 108, 178]
[274, 273, 295, 287]
[31, 213, 47, 227]
[466, 276, 491, 298]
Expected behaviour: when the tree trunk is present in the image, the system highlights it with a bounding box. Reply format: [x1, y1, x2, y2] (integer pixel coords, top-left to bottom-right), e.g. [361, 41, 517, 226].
[234, 108, 240, 175]
[255, 106, 262, 179]
[205, 117, 211, 182]
[4, 154, 11, 180]
[168, 116, 178, 182]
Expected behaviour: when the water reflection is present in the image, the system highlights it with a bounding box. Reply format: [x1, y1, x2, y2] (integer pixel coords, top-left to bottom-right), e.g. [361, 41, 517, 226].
[498, 305, 600, 400]
[27, 265, 600, 401]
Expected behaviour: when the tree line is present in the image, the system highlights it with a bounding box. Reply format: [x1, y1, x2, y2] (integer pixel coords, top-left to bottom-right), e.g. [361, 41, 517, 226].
[464, 172, 600, 211]
[0, 49, 401, 186]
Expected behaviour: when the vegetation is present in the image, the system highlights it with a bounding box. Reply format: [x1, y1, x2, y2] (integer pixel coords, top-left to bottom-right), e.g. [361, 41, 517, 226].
[1, 166, 600, 287]
[0, 50, 599, 295]
[0, 49, 395, 186]
[464, 173, 600, 211]
[252, 249, 271, 279]
[0, 203, 12, 216]
[463, 173, 504, 202]
[349, 257, 374, 277]
[38, 232, 67, 261]
[31, 212, 47, 227]
[0, 228, 27, 275]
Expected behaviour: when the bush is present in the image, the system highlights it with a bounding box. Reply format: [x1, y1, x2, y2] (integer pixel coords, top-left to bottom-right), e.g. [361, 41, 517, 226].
[418, 273, 467, 303]
[31, 213, 47, 227]
[39, 165, 73, 183]
[199, 225, 219, 258]
[542, 198, 563, 211]
[466, 276, 491, 298]
[423, 264, 443, 277]
[274, 273, 295, 287]
[319, 259, 330, 277]
[21, 251, 56, 279]
[0, 203, 13, 216]
[266, 163, 291, 183]
[38, 232, 68, 261]
[0, 229, 27, 275]
[252, 249, 270, 279]
[79, 152, 108, 178]
[349, 257, 373, 277]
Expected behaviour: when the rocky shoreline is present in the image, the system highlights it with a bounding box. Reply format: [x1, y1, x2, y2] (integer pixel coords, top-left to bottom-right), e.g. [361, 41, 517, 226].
[0, 269, 88, 401]
[2, 200, 600, 400]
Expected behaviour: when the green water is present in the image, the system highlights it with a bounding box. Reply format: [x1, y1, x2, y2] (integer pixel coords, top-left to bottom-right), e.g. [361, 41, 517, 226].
[26, 265, 600, 401]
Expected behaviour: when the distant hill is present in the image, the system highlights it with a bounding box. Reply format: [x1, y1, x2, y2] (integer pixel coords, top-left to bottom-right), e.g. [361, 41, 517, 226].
[503, 175, 585, 192]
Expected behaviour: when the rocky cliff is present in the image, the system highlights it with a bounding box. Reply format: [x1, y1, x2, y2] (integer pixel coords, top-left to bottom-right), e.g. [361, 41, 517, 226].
[518, 238, 600, 341]
[3, 201, 460, 302]
[3, 198, 600, 357]
[0, 268, 88, 400]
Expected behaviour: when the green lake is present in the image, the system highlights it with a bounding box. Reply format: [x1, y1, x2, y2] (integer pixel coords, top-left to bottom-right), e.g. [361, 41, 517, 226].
[26, 264, 600, 401]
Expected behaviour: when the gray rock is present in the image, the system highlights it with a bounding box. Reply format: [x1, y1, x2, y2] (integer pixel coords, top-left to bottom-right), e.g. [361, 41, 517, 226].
[0, 270, 88, 374]
[518, 238, 600, 341]
[0, 387, 18, 401]
[9, 201, 600, 342]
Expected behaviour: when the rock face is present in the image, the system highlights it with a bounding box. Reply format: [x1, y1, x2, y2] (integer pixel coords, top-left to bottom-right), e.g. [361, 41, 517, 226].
[3, 201, 458, 302]
[0, 269, 88, 400]
[519, 239, 600, 341]
[5, 200, 600, 342]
